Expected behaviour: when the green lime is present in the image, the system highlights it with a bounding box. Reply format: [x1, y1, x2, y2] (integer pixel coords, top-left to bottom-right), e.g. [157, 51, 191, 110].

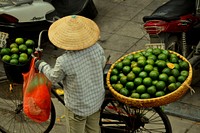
[169, 57, 178, 63]
[27, 48, 33, 55]
[9, 58, 18, 65]
[141, 51, 146, 56]
[137, 60, 147, 67]
[19, 44, 27, 52]
[122, 66, 131, 74]
[114, 83, 123, 92]
[156, 81, 166, 91]
[132, 66, 142, 75]
[11, 54, 19, 59]
[156, 60, 166, 69]
[115, 62, 123, 70]
[149, 70, 159, 80]
[122, 58, 131, 66]
[10, 47, 19, 54]
[127, 72, 136, 81]
[126, 54, 134, 61]
[120, 76, 127, 85]
[140, 93, 151, 99]
[168, 83, 177, 92]
[130, 92, 140, 99]
[170, 57, 178, 63]
[120, 88, 129, 96]
[134, 77, 143, 86]
[137, 56, 146, 61]
[131, 61, 138, 68]
[174, 63, 180, 70]
[136, 85, 146, 94]
[133, 53, 141, 61]
[10, 43, 18, 49]
[25, 39, 35, 47]
[0, 48, 10, 55]
[153, 67, 159, 71]
[138, 71, 148, 79]
[118, 73, 125, 79]
[177, 75, 187, 83]
[110, 75, 118, 83]
[147, 54, 157, 61]
[162, 50, 170, 56]
[111, 68, 119, 75]
[176, 82, 182, 88]
[144, 64, 154, 73]
[125, 82, 134, 90]
[20, 53, 28, 59]
[146, 59, 155, 65]
[155, 91, 165, 97]
[152, 80, 158, 85]
[170, 53, 178, 59]
[143, 77, 152, 86]
[147, 85, 157, 95]
[2, 55, 11, 63]
[159, 73, 168, 82]
[180, 70, 189, 77]
[168, 76, 176, 83]
[143, 52, 153, 57]
[171, 69, 180, 77]
[15, 37, 24, 44]
[179, 61, 189, 70]
[152, 48, 162, 55]
[146, 48, 153, 53]
[158, 53, 168, 60]
[178, 59, 183, 63]
[162, 68, 171, 75]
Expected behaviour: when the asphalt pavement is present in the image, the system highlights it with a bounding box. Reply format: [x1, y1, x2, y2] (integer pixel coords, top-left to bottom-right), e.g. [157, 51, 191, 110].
[0, 0, 200, 132]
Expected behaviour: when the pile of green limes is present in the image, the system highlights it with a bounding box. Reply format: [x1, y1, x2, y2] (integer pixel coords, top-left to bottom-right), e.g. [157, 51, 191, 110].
[110, 48, 189, 99]
[0, 37, 35, 65]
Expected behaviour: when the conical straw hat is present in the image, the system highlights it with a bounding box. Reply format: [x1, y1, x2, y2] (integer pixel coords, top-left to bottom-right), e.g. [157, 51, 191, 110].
[48, 15, 100, 50]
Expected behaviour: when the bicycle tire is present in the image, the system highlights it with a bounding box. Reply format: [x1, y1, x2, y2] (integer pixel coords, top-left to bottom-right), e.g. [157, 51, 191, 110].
[0, 82, 56, 133]
[100, 98, 172, 133]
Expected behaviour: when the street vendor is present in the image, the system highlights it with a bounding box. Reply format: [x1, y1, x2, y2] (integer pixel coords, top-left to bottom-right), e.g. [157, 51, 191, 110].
[35, 15, 106, 133]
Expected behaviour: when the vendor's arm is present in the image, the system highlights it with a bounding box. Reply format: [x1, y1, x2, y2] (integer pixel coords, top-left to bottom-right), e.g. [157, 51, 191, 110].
[36, 57, 65, 84]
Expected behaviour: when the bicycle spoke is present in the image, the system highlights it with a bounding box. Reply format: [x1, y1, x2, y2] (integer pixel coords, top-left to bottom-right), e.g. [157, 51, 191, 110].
[100, 99, 172, 133]
[0, 83, 55, 133]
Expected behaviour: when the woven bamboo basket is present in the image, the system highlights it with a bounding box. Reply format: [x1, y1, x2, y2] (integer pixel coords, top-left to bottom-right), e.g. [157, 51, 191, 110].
[106, 50, 193, 108]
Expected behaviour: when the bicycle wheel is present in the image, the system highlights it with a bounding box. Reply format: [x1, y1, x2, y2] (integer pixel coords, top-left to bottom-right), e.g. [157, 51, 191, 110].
[0, 82, 56, 133]
[100, 98, 172, 133]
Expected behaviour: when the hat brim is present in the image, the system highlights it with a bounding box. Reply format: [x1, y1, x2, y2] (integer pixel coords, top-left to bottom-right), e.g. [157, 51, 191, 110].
[48, 15, 100, 50]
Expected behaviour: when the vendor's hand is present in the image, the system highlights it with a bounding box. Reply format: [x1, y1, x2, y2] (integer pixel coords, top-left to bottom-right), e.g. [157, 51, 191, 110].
[32, 51, 42, 59]
[35, 59, 45, 70]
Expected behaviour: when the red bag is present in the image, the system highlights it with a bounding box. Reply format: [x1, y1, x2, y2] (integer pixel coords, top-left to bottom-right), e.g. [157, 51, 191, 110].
[23, 58, 52, 123]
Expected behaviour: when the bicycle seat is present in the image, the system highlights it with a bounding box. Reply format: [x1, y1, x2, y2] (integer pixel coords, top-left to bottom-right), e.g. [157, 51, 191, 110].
[143, 0, 195, 22]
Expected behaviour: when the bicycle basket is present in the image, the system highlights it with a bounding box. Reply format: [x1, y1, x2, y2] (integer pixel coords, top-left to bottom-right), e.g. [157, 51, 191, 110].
[106, 50, 192, 108]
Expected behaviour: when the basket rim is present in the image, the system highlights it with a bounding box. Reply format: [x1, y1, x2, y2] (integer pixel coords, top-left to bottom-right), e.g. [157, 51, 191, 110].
[106, 50, 193, 107]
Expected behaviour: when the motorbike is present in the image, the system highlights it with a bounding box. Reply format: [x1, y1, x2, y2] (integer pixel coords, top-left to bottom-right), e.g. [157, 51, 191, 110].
[0, 0, 98, 39]
[143, 0, 200, 85]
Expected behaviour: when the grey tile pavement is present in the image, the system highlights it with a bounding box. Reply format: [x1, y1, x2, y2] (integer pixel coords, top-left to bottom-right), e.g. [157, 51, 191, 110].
[0, 0, 200, 132]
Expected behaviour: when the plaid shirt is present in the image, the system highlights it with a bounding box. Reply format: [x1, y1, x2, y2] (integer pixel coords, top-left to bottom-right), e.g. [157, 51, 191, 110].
[38, 43, 106, 116]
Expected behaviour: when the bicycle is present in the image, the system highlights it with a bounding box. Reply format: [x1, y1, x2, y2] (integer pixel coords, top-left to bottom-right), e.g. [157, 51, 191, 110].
[0, 31, 172, 133]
